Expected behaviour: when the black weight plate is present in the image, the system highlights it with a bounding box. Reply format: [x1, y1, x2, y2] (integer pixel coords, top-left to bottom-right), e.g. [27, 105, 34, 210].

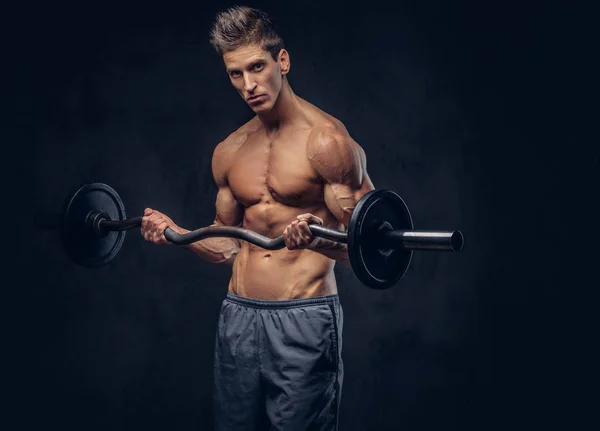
[347, 189, 413, 289]
[60, 183, 126, 267]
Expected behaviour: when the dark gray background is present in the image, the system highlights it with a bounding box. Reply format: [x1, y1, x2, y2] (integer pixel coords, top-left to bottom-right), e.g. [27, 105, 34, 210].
[5, 0, 596, 430]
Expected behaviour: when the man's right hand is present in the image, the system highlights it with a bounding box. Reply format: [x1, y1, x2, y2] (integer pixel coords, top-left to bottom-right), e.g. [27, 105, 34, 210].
[140, 208, 182, 245]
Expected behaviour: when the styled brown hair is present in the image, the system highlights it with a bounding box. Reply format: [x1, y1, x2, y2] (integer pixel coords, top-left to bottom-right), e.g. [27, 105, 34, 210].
[209, 6, 284, 60]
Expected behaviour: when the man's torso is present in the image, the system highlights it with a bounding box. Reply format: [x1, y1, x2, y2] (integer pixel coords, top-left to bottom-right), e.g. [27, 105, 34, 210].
[224, 100, 346, 299]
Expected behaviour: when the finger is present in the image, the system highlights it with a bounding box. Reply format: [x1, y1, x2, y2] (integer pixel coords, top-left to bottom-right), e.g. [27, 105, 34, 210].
[148, 215, 166, 235]
[152, 229, 166, 244]
[141, 219, 150, 238]
[152, 232, 163, 244]
[144, 208, 153, 216]
[296, 219, 321, 248]
[156, 220, 171, 235]
[290, 220, 303, 239]
[290, 226, 306, 248]
[300, 232, 314, 248]
[147, 213, 162, 224]
[297, 213, 324, 225]
[151, 212, 174, 230]
[154, 221, 171, 243]
[145, 218, 162, 241]
[151, 224, 169, 242]
[297, 221, 313, 241]
[283, 227, 293, 249]
[287, 232, 296, 248]
[144, 217, 156, 235]
[286, 226, 301, 250]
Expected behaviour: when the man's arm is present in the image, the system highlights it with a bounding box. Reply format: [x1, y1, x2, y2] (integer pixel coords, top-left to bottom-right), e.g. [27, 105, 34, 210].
[306, 126, 376, 266]
[183, 139, 244, 265]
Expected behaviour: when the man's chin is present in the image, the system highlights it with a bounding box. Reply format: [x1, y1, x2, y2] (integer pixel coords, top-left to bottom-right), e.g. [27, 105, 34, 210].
[250, 104, 271, 114]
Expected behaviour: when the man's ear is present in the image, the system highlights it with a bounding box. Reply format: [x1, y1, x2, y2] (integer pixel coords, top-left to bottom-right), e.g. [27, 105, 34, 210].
[278, 49, 290, 75]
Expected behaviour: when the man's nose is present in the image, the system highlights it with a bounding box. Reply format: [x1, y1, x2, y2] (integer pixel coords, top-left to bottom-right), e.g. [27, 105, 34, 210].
[243, 74, 257, 93]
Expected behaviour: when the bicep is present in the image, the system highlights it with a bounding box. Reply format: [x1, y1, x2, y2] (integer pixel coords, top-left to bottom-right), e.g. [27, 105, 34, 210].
[324, 174, 375, 227]
[211, 138, 244, 227]
[310, 131, 375, 226]
[214, 186, 243, 227]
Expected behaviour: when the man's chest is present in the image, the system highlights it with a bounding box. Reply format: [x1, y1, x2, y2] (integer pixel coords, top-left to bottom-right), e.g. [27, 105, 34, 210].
[227, 131, 323, 207]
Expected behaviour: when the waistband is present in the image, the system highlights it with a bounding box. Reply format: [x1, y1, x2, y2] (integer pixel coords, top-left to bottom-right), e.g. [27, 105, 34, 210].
[225, 292, 340, 309]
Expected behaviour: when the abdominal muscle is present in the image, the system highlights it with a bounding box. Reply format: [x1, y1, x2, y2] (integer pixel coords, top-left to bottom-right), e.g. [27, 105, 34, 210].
[227, 201, 339, 300]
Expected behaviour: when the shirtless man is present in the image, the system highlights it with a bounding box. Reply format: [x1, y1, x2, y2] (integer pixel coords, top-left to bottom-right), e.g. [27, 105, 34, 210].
[141, 6, 374, 430]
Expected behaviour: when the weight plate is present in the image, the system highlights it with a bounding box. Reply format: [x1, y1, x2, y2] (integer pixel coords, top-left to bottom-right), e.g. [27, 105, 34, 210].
[60, 183, 126, 267]
[347, 189, 413, 289]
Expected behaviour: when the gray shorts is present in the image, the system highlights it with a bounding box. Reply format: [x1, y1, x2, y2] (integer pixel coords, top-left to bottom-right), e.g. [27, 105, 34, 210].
[213, 293, 344, 431]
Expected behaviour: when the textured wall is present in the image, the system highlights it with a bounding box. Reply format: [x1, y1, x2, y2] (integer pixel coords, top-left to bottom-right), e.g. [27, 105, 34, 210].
[8, 1, 592, 430]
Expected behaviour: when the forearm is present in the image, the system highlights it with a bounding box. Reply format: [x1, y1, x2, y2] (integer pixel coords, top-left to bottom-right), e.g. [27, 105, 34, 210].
[177, 226, 241, 265]
[312, 238, 351, 266]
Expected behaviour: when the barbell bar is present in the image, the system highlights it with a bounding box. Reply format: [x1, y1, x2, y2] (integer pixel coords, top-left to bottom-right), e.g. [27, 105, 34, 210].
[39, 183, 464, 289]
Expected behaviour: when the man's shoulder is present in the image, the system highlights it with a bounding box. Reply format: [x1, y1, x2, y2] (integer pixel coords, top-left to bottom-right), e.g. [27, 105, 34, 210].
[216, 116, 262, 153]
[306, 115, 357, 156]
[228, 116, 263, 144]
[304, 110, 367, 175]
[212, 117, 262, 180]
[300, 97, 350, 138]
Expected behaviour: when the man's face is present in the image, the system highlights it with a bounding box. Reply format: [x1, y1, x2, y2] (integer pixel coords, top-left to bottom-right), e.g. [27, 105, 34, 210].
[223, 44, 288, 114]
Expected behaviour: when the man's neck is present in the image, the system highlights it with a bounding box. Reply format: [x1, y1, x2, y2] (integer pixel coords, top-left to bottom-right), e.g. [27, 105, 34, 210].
[257, 79, 299, 134]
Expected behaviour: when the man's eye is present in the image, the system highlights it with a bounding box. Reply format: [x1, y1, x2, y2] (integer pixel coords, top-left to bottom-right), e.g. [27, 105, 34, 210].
[252, 63, 264, 71]
[230, 71, 241, 78]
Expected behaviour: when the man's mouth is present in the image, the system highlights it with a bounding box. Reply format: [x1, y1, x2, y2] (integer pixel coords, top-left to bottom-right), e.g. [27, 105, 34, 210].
[248, 95, 266, 102]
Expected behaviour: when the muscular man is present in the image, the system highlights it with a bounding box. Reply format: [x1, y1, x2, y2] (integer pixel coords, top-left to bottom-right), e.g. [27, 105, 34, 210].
[141, 6, 375, 430]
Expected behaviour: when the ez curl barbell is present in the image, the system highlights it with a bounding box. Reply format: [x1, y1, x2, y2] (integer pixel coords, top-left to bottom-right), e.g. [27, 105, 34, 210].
[37, 183, 464, 289]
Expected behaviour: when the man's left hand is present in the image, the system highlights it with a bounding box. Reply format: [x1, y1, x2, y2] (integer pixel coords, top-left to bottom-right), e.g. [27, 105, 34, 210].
[283, 213, 324, 250]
